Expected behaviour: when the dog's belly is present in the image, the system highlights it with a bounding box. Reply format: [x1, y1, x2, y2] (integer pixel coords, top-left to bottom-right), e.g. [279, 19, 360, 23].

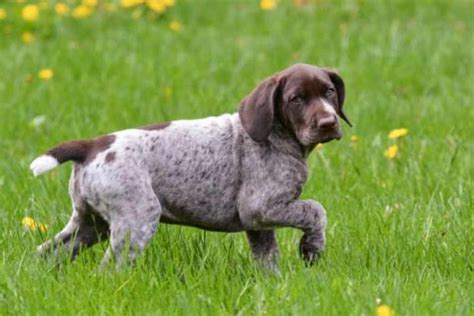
[159, 206, 244, 232]
[150, 148, 243, 232]
[160, 199, 244, 232]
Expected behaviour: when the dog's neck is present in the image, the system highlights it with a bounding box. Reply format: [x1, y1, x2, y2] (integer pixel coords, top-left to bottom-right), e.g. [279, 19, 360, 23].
[268, 120, 310, 160]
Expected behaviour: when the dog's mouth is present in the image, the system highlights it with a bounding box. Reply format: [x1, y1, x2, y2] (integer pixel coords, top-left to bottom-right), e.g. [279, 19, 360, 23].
[317, 128, 342, 143]
[299, 126, 342, 145]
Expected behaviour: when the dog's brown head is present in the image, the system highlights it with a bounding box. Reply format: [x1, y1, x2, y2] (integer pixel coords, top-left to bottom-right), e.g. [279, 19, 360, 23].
[239, 64, 351, 146]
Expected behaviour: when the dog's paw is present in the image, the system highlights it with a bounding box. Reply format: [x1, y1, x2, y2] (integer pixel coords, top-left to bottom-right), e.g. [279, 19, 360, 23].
[299, 233, 325, 265]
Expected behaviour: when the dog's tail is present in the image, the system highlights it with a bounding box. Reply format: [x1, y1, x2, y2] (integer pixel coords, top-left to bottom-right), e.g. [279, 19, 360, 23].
[29, 135, 115, 177]
[30, 139, 92, 177]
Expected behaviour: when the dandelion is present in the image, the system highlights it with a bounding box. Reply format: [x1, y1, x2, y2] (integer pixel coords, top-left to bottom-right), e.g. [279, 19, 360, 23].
[22, 216, 48, 232]
[147, 0, 166, 13]
[351, 135, 359, 142]
[22, 216, 37, 230]
[388, 128, 408, 139]
[169, 20, 182, 32]
[22, 31, 34, 44]
[38, 223, 48, 232]
[384, 144, 398, 159]
[55, 3, 69, 15]
[376, 304, 395, 316]
[260, 0, 278, 10]
[38, 69, 54, 80]
[72, 5, 93, 19]
[22, 4, 40, 22]
[0, 8, 6, 20]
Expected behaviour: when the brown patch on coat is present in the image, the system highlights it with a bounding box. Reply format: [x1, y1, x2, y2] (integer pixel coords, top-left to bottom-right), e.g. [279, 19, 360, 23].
[140, 122, 171, 131]
[105, 151, 116, 163]
[47, 135, 116, 165]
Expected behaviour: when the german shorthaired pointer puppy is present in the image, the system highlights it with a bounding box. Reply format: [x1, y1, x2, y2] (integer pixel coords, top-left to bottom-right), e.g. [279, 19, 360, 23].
[30, 63, 351, 268]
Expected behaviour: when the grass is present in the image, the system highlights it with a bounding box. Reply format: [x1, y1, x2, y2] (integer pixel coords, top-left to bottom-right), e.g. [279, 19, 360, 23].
[0, 0, 473, 315]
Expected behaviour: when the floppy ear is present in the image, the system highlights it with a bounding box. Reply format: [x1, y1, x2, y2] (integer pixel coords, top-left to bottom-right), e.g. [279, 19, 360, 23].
[324, 69, 352, 127]
[238, 75, 280, 142]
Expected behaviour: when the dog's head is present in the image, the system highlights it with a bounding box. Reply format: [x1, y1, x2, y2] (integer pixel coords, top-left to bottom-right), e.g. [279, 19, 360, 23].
[239, 64, 351, 146]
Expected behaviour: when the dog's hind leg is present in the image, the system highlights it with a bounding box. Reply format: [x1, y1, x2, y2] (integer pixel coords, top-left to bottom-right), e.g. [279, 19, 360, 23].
[246, 230, 279, 271]
[37, 169, 109, 260]
[36, 205, 109, 260]
[99, 185, 162, 269]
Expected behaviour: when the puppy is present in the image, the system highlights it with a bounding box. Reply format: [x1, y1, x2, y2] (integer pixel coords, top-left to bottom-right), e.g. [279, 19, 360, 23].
[30, 64, 350, 268]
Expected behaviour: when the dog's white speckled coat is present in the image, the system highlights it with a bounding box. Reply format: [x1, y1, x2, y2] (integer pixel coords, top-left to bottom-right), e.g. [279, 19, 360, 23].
[31, 64, 350, 268]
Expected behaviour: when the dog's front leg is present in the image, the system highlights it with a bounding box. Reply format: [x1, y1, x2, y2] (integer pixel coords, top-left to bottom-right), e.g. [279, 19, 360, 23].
[248, 200, 327, 265]
[246, 230, 279, 270]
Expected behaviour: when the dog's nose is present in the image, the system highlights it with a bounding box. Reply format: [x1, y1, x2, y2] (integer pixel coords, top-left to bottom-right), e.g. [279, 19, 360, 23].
[317, 115, 337, 129]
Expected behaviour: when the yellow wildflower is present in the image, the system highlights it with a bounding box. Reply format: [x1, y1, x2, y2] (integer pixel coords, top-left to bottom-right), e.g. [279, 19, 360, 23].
[388, 128, 408, 139]
[376, 304, 395, 316]
[0, 8, 7, 20]
[384, 144, 398, 159]
[147, 0, 166, 13]
[55, 3, 69, 15]
[316, 143, 323, 150]
[72, 5, 93, 19]
[22, 31, 34, 44]
[22, 4, 40, 22]
[260, 0, 278, 10]
[22, 216, 37, 230]
[38, 223, 48, 232]
[22, 216, 48, 232]
[351, 135, 359, 142]
[82, 0, 98, 7]
[38, 69, 54, 80]
[121, 0, 144, 8]
[169, 20, 182, 32]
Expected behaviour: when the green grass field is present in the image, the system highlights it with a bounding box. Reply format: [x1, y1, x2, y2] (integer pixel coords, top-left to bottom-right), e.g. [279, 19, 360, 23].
[0, 0, 472, 315]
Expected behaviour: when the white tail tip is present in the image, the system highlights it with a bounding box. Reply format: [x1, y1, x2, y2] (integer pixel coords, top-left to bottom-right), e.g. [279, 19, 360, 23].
[30, 155, 59, 177]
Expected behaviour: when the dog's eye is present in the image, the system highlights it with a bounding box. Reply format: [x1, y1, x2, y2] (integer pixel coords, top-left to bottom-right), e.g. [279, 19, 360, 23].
[326, 88, 336, 98]
[290, 95, 304, 104]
